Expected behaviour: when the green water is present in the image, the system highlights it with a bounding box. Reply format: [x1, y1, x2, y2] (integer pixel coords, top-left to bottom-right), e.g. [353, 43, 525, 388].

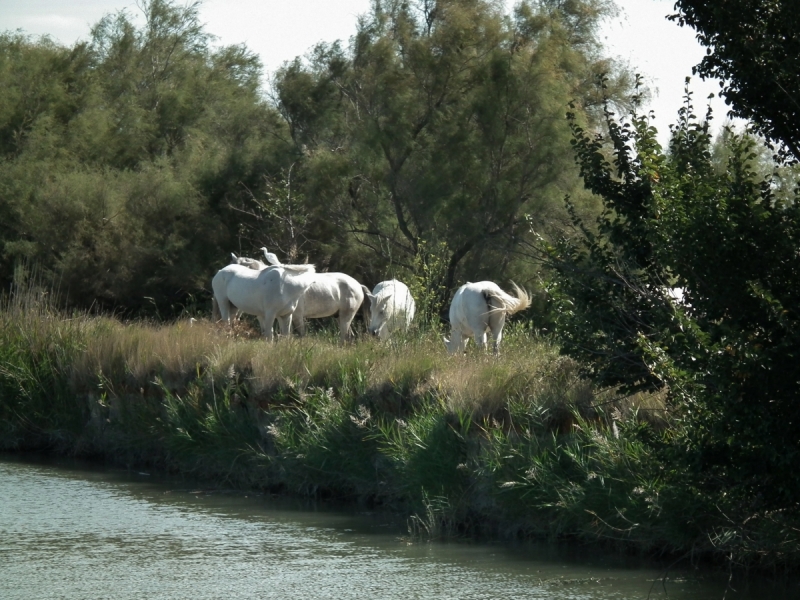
[0, 454, 793, 599]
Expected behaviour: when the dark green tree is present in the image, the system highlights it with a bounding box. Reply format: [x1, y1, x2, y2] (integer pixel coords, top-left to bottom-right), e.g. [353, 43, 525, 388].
[548, 81, 800, 516]
[671, 0, 800, 161]
[274, 0, 632, 310]
[543, 87, 668, 392]
[0, 1, 293, 314]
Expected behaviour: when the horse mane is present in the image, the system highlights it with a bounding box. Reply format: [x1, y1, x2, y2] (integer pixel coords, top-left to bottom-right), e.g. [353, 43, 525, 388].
[238, 256, 267, 270]
[276, 263, 315, 275]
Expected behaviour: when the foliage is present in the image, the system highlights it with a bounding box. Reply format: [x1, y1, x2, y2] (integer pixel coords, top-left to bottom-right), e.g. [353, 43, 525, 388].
[0, 0, 293, 314]
[273, 0, 633, 308]
[233, 165, 312, 263]
[5, 291, 800, 570]
[539, 77, 671, 392]
[670, 0, 800, 162]
[0, 290, 668, 539]
[0, 0, 634, 316]
[547, 80, 800, 521]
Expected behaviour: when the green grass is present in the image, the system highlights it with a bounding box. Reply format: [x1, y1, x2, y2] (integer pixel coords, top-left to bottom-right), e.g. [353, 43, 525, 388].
[1, 287, 797, 574]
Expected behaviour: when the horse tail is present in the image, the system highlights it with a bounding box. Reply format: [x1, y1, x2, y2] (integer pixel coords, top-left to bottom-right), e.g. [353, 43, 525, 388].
[485, 282, 530, 316]
[485, 291, 505, 317]
[506, 282, 531, 315]
[211, 297, 220, 321]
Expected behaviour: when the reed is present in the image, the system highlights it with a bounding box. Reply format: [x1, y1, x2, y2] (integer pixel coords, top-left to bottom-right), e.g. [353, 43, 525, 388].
[1, 287, 796, 573]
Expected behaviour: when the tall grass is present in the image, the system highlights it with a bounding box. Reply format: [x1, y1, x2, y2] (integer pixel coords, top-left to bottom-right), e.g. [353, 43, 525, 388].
[1, 283, 796, 573]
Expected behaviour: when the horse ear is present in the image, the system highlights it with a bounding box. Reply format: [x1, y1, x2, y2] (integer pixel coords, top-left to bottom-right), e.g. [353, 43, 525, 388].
[361, 286, 373, 305]
[231, 252, 238, 261]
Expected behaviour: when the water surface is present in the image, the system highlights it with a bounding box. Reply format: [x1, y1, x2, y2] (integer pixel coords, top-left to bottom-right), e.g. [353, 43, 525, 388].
[0, 454, 793, 599]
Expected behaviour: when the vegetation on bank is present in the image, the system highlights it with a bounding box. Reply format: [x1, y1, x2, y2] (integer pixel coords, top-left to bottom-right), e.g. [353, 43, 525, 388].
[2, 0, 800, 579]
[2, 286, 798, 574]
[0, 0, 628, 316]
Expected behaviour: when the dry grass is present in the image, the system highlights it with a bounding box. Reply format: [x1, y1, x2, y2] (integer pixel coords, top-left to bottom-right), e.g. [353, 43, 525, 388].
[49, 314, 665, 432]
[1, 281, 669, 445]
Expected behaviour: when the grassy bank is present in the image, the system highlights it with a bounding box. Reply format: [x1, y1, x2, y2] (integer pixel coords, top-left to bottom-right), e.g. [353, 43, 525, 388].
[1, 288, 797, 573]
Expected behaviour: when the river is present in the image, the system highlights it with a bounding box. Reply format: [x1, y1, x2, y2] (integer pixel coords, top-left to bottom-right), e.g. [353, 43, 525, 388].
[0, 454, 794, 599]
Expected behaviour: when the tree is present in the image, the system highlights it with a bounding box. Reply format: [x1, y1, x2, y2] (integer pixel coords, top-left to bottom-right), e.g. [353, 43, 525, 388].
[543, 79, 673, 393]
[547, 81, 800, 513]
[274, 0, 632, 311]
[671, 0, 800, 162]
[0, 1, 293, 314]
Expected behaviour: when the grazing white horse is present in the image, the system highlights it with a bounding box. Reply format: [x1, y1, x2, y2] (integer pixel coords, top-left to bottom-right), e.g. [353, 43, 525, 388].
[444, 281, 531, 356]
[285, 273, 365, 342]
[229, 248, 365, 342]
[248, 247, 365, 342]
[361, 279, 416, 339]
[211, 263, 316, 341]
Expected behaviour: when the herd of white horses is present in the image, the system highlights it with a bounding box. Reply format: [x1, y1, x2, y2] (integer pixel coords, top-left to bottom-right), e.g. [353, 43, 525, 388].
[211, 248, 531, 354]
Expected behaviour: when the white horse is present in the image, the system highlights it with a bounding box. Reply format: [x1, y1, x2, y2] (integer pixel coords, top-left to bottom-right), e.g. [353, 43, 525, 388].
[211, 263, 316, 341]
[230, 248, 365, 342]
[212, 253, 268, 321]
[287, 273, 365, 342]
[248, 248, 365, 342]
[361, 279, 416, 339]
[444, 281, 531, 356]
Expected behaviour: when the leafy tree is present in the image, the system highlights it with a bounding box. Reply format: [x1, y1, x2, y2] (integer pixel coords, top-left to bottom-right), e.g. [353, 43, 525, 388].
[274, 0, 633, 307]
[542, 78, 670, 392]
[547, 82, 800, 514]
[670, 0, 800, 162]
[0, 1, 293, 314]
[0, 0, 632, 316]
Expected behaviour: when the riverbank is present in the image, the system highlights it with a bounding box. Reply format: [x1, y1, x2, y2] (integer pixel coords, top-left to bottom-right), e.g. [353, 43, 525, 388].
[1, 291, 797, 575]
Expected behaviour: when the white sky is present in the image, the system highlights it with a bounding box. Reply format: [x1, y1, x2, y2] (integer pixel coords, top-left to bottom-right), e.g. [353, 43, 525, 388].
[0, 0, 738, 145]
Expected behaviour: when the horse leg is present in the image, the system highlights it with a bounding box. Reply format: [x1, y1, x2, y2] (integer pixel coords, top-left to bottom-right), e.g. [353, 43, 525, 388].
[294, 317, 306, 336]
[291, 306, 306, 336]
[215, 295, 234, 326]
[446, 329, 464, 354]
[489, 312, 507, 356]
[339, 309, 357, 343]
[261, 311, 277, 342]
[459, 332, 470, 353]
[473, 330, 488, 352]
[277, 314, 293, 337]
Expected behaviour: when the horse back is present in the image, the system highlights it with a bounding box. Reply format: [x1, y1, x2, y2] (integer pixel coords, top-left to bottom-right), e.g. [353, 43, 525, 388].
[301, 272, 364, 318]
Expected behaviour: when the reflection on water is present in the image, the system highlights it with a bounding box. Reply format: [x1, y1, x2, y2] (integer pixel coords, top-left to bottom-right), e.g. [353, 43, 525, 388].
[0, 454, 794, 600]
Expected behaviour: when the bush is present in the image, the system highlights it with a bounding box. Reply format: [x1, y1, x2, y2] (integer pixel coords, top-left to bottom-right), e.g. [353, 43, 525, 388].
[547, 80, 800, 531]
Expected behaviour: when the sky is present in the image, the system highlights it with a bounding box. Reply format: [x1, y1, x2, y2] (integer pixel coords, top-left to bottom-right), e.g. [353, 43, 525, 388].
[0, 0, 737, 145]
